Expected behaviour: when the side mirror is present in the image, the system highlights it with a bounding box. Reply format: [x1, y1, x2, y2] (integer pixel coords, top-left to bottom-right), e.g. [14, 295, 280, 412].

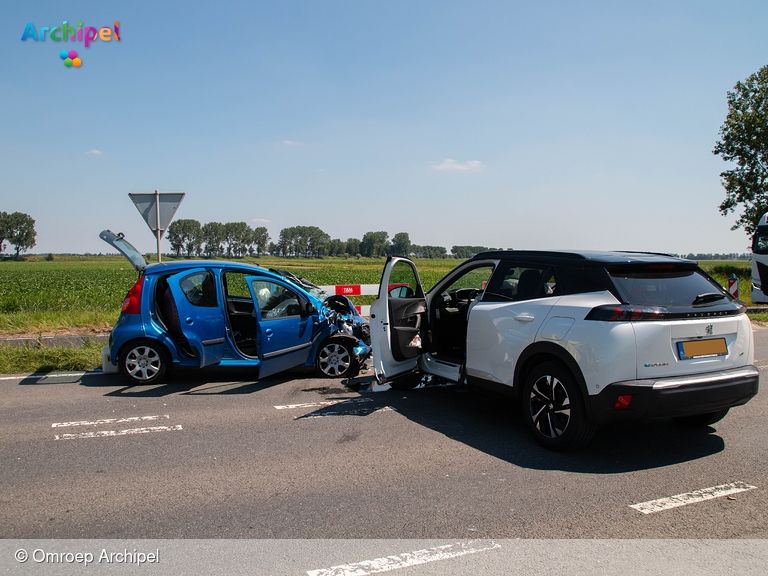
[303, 302, 316, 315]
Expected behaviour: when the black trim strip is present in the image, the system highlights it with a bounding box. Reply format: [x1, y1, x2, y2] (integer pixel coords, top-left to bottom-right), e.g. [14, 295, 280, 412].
[263, 341, 311, 359]
[202, 338, 226, 346]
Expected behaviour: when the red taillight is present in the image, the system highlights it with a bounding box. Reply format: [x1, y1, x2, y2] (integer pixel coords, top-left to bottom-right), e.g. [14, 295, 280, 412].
[121, 276, 144, 315]
[585, 304, 664, 321]
[614, 395, 632, 410]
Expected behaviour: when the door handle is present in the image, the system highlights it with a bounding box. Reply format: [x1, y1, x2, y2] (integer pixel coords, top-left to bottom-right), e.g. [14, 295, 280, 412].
[515, 314, 535, 323]
[265, 328, 274, 337]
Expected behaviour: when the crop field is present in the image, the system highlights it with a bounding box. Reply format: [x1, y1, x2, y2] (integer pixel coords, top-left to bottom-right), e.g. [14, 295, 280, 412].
[0, 255, 755, 336]
[0, 256, 458, 335]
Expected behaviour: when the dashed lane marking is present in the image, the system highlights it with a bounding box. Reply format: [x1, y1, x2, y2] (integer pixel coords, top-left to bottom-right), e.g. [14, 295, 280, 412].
[52, 415, 170, 428]
[54, 424, 183, 441]
[629, 481, 757, 514]
[274, 398, 373, 410]
[306, 540, 502, 576]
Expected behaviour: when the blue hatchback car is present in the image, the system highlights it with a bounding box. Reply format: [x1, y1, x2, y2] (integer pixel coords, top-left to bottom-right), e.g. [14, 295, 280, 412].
[100, 230, 371, 385]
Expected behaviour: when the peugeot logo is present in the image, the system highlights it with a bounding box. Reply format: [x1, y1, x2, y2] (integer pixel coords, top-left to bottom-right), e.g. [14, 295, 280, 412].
[706, 324, 714, 336]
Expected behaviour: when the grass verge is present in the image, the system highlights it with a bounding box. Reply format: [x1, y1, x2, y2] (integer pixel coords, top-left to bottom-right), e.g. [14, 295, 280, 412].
[0, 341, 102, 374]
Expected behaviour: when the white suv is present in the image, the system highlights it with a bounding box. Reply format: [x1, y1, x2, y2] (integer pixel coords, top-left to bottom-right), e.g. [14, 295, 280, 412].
[370, 251, 759, 451]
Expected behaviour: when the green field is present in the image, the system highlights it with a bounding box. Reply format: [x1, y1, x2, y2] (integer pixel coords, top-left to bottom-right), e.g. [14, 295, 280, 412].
[0, 255, 458, 336]
[0, 255, 756, 337]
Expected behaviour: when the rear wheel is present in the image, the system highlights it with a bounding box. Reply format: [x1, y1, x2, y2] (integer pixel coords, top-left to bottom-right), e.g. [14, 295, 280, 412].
[673, 408, 729, 427]
[119, 340, 170, 385]
[316, 340, 358, 378]
[522, 362, 595, 451]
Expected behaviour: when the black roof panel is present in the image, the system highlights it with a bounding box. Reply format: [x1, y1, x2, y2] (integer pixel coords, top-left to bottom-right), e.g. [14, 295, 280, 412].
[469, 250, 696, 265]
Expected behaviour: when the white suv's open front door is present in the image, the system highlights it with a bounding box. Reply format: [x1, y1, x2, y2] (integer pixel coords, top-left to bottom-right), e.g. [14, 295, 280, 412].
[370, 257, 427, 383]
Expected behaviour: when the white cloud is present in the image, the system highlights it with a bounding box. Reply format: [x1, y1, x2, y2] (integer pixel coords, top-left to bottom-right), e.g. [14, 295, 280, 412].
[431, 159, 483, 171]
[251, 218, 271, 224]
[85, 149, 103, 155]
[282, 140, 304, 146]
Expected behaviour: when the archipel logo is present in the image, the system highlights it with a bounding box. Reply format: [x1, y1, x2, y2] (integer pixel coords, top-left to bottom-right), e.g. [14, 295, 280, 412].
[21, 21, 120, 68]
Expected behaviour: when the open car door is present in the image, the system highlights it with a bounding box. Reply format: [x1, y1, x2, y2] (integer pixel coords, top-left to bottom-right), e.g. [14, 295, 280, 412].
[244, 275, 314, 379]
[370, 257, 427, 383]
[166, 268, 226, 367]
[99, 230, 147, 273]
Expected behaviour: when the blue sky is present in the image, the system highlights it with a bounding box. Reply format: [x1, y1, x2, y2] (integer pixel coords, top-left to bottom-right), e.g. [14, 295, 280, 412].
[2, 0, 767, 255]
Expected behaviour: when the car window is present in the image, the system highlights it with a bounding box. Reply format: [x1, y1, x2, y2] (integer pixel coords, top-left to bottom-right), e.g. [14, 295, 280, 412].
[179, 271, 218, 308]
[607, 267, 727, 307]
[440, 265, 494, 296]
[387, 260, 423, 298]
[251, 280, 302, 319]
[556, 265, 605, 295]
[483, 263, 554, 302]
[754, 233, 768, 255]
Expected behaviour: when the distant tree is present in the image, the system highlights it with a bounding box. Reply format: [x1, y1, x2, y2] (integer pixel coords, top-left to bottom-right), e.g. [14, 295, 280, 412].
[451, 245, 490, 258]
[166, 219, 202, 258]
[389, 232, 412, 257]
[277, 225, 330, 257]
[412, 244, 448, 258]
[251, 226, 270, 257]
[224, 222, 254, 257]
[0, 211, 8, 254]
[327, 238, 346, 256]
[345, 237, 361, 256]
[4, 212, 36, 257]
[360, 231, 390, 257]
[201, 222, 226, 257]
[714, 64, 768, 236]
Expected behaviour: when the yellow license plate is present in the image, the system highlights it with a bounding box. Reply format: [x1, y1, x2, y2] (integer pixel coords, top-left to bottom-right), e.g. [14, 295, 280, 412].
[677, 338, 727, 360]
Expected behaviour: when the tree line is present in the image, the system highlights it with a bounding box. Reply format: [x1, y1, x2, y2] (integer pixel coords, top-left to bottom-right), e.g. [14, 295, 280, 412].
[0, 212, 36, 257]
[165, 219, 504, 259]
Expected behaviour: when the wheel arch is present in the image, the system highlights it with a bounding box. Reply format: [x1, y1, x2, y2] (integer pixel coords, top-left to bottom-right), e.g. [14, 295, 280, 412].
[514, 342, 592, 418]
[117, 337, 174, 367]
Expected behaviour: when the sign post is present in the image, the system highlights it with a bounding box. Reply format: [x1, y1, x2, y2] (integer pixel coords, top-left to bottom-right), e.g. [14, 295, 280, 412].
[128, 190, 185, 262]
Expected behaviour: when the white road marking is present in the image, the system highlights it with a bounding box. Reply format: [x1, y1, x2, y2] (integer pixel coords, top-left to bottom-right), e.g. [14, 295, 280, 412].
[274, 398, 373, 410]
[300, 406, 396, 419]
[54, 424, 183, 440]
[630, 481, 757, 514]
[0, 372, 95, 381]
[52, 415, 170, 428]
[307, 541, 501, 576]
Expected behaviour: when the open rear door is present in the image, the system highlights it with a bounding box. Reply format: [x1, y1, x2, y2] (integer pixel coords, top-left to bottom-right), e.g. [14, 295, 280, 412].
[167, 268, 226, 367]
[370, 257, 427, 382]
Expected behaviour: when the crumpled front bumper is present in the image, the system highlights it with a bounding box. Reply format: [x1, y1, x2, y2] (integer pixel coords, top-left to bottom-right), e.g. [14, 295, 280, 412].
[587, 365, 759, 424]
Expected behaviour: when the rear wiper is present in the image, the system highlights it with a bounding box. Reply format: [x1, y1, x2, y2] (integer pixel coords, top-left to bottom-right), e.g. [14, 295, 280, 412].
[692, 292, 726, 305]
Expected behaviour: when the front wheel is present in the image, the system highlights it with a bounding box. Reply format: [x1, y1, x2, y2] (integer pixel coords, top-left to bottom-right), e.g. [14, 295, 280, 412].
[119, 340, 170, 385]
[316, 340, 358, 378]
[522, 362, 596, 451]
[673, 408, 729, 427]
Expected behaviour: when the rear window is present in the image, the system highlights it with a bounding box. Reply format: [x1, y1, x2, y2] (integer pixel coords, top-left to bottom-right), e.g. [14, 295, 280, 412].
[608, 267, 727, 307]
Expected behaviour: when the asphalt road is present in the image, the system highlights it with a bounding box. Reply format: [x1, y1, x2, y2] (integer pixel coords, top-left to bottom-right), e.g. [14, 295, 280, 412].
[1, 332, 767, 542]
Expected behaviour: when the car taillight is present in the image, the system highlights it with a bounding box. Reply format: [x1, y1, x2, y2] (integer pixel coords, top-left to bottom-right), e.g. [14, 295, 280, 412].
[585, 304, 666, 321]
[121, 276, 144, 315]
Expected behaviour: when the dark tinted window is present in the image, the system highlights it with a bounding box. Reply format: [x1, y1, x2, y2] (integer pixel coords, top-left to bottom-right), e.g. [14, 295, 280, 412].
[753, 233, 768, 255]
[608, 267, 726, 306]
[179, 271, 218, 308]
[484, 263, 555, 302]
[556, 266, 605, 295]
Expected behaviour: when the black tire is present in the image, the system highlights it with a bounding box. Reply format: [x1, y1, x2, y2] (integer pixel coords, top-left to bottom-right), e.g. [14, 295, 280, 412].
[119, 339, 170, 385]
[673, 408, 730, 427]
[522, 362, 596, 451]
[388, 371, 422, 390]
[316, 340, 358, 378]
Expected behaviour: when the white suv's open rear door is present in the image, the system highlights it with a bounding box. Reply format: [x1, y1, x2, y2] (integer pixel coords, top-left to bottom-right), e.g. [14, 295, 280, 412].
[370, 257, 427, 382]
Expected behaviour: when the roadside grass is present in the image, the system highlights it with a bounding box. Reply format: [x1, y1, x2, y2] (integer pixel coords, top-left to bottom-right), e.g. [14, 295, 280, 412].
[0, 341, 102, 374]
